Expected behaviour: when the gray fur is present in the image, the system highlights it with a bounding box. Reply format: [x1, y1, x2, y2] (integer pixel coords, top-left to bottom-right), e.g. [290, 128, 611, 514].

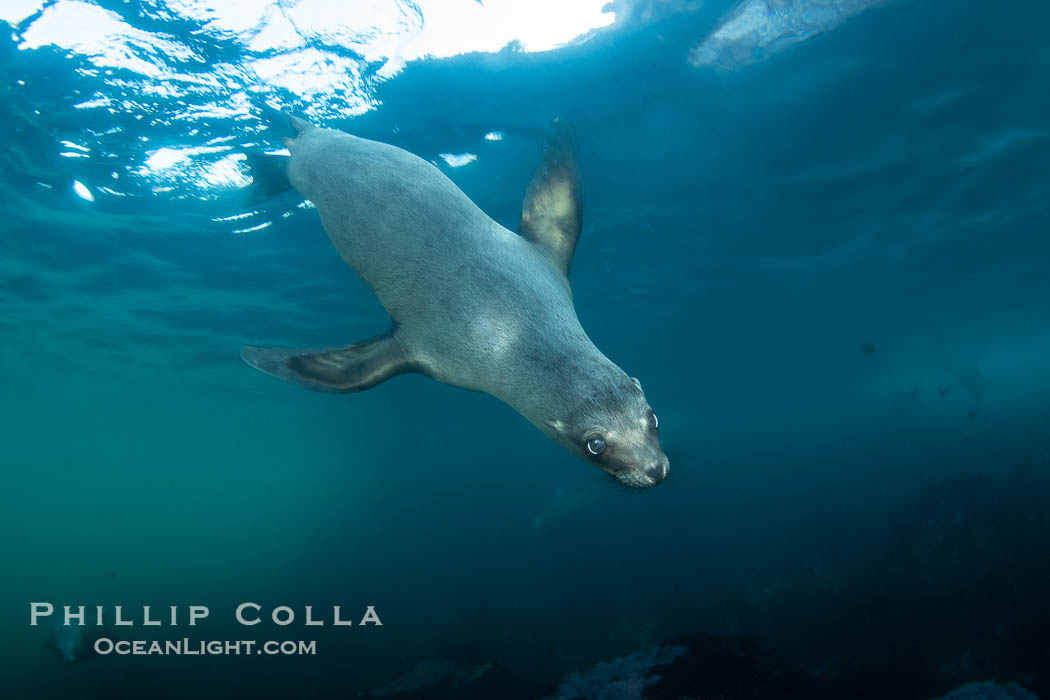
[242, 118, 669, 488]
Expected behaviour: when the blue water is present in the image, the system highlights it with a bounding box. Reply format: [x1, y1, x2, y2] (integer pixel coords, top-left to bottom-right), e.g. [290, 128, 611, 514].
[2, 1, 1049, 698]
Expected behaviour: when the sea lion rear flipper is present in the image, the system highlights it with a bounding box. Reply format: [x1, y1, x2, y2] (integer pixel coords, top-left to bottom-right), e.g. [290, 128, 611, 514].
[244, 151, 291, 198]
[518, 119, 582, 277]
[242, 111, 315, 198]
[241, 330, 415, 393]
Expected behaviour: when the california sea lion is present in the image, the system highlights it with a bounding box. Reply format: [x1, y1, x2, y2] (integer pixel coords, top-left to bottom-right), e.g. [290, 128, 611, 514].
[243, 117, 668, 488]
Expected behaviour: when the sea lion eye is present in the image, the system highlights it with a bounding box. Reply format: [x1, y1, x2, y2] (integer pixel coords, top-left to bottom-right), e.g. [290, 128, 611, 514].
[647, 410, 658, 430]
[586, 435, 606, 455]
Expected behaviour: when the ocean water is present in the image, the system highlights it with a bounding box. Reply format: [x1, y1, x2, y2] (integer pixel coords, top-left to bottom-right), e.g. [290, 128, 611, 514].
[2, 1, 1049, 699]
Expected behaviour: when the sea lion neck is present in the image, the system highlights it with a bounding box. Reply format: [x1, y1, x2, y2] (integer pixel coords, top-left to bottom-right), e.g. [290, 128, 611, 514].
[497, 331, 625, 435]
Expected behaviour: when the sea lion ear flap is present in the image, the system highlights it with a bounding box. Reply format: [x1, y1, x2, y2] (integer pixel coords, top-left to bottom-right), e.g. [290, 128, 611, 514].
[545, 418, 567, 433]
[518, 118, 582, 278]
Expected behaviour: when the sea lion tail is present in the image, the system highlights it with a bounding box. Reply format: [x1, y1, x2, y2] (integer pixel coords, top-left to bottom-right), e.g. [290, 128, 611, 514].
[256, 105, 314, 146]
[279, 114, 314, 149]
[286, 114, 313, 135]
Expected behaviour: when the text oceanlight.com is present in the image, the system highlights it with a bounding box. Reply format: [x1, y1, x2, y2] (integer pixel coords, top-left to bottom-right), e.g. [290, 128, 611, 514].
[95, 639, 318, 656]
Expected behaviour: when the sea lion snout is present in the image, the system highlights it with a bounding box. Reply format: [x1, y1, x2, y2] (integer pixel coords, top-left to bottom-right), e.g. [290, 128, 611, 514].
[614, 452, 669, 489]
[645, 457, 669, 485]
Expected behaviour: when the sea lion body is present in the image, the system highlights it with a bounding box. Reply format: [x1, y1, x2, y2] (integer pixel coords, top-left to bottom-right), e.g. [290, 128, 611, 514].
[288, 128, 580, 395]
[244, 118, 669, 488]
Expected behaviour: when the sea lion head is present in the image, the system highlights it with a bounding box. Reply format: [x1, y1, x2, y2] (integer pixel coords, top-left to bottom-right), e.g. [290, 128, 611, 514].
[546, 374, 669, 489]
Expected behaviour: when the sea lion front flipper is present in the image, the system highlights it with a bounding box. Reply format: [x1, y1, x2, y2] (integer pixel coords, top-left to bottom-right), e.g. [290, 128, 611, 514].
[241, 330, 416, 393]
[518, 119, 582, 277]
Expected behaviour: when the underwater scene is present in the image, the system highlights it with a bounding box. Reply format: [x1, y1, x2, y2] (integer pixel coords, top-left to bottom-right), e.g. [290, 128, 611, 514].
[2, 0, 1049, 698]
